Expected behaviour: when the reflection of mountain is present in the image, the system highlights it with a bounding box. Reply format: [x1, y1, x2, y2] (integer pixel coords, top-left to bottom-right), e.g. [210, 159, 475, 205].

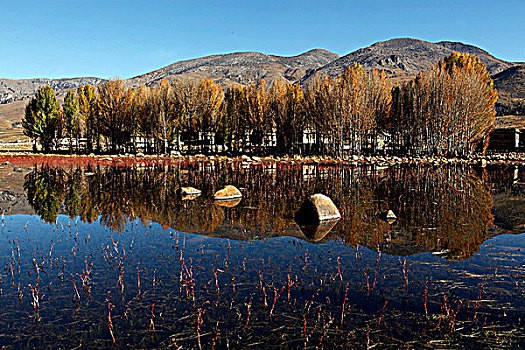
[485, 165, 525, 233]
[22, 162, 501, 260]
[0, 165, 32, 214]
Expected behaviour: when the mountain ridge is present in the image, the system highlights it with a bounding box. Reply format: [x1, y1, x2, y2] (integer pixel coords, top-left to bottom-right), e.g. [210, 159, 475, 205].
[0, 38, 523, 131]
[0, 77, 105, 105]
[128, 48, 340, 87]
[493, 64, 525, 116]
[301, 38, 516, 84]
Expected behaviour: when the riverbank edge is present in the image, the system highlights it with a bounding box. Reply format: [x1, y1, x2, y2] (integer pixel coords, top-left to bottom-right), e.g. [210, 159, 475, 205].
[1, 152, 525, 167]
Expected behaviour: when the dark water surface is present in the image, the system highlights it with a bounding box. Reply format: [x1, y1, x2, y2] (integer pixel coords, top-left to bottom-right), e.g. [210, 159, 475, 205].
[0, 161, 524, 349]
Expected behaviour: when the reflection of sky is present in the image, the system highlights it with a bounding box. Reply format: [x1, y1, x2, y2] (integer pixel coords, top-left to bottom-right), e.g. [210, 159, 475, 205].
[0, 214, 524, 348]
[1, 214, 523, 298]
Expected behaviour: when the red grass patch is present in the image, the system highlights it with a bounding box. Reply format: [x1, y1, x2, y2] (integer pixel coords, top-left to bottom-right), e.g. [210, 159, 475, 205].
[0, 154, 179, 168]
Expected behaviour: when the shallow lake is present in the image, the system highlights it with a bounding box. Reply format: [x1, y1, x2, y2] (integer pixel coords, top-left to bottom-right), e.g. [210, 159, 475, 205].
[0, 160, 524, 348]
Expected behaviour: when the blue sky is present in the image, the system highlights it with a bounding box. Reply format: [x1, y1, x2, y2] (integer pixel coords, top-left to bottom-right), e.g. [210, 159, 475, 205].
[1, 0, 523, 79]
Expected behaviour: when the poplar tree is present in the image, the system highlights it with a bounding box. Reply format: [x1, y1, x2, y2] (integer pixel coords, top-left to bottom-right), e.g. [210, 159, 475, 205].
[77, 84, 99, 153]
[244, 80, 271, 149]
[154, 79, 173, 154]
[97, 79, 130, 153]
[218, 85, 247, 153]
[62, 90, 81, 153]
[195, 78, 223, 153]
[22, 85, 60, 152]
[22, 97, 38, 151]
[272, 81, 304, 154]
[392, 52, 497, 155]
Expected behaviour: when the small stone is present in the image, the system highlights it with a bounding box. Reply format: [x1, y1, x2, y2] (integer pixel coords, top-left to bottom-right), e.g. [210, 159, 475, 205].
[178, 187, 201, 196]
[378, 210, 397, 224]
[385, 210, 396, 220]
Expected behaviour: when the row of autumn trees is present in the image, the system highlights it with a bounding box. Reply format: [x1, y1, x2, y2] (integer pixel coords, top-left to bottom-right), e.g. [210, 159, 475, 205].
[22, 52, 498, 156]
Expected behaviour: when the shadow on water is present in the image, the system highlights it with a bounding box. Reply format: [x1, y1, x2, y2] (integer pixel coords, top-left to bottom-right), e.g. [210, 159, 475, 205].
[0, 160, 522, 348]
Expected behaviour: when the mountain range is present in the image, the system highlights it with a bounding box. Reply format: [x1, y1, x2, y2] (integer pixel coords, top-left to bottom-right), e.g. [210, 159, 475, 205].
[0, 38, 523, 131]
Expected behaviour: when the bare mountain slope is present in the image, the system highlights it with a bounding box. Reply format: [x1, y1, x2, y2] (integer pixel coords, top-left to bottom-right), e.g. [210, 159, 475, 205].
[128, 49, 340, 87]
[0, 49, 338, 105]
[302, 38, 515, 83]
[494, 64, 525, 99]
[436, 41, 513, 75]
[493, 64, 525, 115]
[0, 49, 339, 135]
[0, 39, 523, 134]
[0, 77, 105, 105]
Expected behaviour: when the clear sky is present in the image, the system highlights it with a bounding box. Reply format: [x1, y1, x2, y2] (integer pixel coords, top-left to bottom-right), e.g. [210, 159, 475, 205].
[1, 0, 523, 79]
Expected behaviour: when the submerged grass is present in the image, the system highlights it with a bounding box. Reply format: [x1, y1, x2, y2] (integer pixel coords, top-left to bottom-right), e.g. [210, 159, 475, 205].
[0, 161, 524, 348]
[0, 216, 523, 349]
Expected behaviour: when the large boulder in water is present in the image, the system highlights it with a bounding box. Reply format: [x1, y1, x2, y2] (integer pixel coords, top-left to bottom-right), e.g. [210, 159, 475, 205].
[297, 218, 340, 242]
[215, 197, 242, 208]
[213, 185, 242, 200]
[294, 194, 341, 225]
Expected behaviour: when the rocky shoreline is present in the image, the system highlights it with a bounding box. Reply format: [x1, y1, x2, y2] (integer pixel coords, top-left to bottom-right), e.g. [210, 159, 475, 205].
[1, 152, 525, 167]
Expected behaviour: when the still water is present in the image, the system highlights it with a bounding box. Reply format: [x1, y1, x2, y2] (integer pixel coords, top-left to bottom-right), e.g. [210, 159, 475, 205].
[0, 159, 524, 348]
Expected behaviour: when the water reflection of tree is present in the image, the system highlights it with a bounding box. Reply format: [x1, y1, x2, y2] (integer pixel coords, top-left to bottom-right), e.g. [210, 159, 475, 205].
[24, 162, 494, 260]
[381, 166, 494, 260]
[24, 167, 65, 223]
[64, 168, 82, 218]
[485, 165, 525, 232]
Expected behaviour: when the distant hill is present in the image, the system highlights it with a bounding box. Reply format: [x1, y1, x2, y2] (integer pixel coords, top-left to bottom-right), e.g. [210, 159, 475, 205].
[0, 50, 339, 106]
[127, 49, 340, 87]
[493, 64, 525, 115]
[302, 38, 515, 83]
[0, 77, 105, 105]
[0, 38, 523, 135]
[0, 50, 339, 133]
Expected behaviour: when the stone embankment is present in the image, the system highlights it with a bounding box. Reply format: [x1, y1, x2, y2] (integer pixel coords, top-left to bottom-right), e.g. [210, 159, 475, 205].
[213, 153, 525, 166]
[1, 152, 525, 167]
